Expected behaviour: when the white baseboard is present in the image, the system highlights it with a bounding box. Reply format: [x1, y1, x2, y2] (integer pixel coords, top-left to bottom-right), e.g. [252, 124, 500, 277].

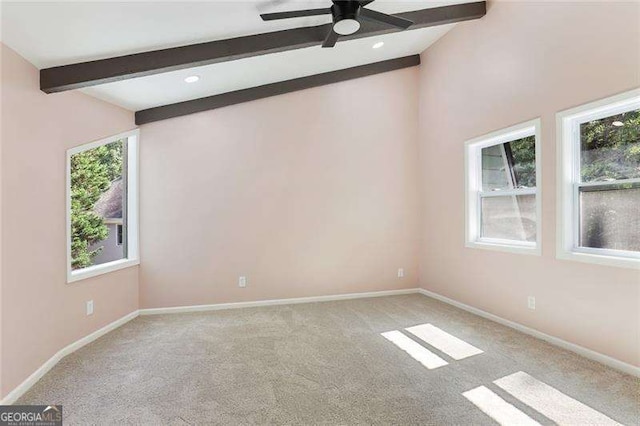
[418, 288, 640, 378]
[1, 288, 419, 403]
[8, 287, 631, 405]
[1, 310, 139, 405]
[139, 288, 420, 315]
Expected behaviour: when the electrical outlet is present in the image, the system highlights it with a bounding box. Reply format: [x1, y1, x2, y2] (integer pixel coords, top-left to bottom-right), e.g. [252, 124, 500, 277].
[86, 300, 94, 316]
[238, 276, 247, 288]
[527, 296, 536, 310]
[397, 268, 404, 278]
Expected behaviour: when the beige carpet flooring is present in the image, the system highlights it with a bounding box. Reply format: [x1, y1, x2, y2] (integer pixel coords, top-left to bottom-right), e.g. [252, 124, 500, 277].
[18, 294, 640, 425]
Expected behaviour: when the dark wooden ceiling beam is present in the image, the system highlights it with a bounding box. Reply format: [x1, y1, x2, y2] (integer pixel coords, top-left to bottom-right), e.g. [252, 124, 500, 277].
[135, 55, 420, 125]
[40, 2, 486, 93]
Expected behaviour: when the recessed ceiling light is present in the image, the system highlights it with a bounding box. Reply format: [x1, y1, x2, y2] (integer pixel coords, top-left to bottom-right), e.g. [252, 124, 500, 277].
[184, 75, 200, 83]
[372, 41, 384, 49]
[612, 121, 624, 127]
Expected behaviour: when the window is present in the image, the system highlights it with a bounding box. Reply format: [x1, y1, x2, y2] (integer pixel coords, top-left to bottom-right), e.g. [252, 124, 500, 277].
[66, 130, 139, 282]
[465, 119, 542, 254]
[557, 89, 640, 268]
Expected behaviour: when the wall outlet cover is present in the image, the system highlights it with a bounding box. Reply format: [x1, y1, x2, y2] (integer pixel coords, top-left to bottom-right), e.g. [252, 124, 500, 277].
[527, 296, 536, 310]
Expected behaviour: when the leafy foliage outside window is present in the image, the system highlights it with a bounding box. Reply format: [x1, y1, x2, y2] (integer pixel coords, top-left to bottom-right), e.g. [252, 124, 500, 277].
[509, 136, 536, 188]
[580, 109, 640, 182]
[70, 140, 123, 269]
[481, 135, 536, 190]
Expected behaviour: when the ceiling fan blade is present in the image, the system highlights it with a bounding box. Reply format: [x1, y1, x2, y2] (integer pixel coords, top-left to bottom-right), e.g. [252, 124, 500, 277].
[359, 8, 413, 29]
[358, 0, 375, 6]
[260, 8, 331, 21]
[322, 29, 339, 48]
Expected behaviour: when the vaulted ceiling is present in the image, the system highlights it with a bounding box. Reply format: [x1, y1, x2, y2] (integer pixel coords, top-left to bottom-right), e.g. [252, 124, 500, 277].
[1, 1, 485, 122]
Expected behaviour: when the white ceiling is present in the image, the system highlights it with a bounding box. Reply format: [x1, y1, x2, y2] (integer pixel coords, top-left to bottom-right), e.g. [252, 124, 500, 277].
[1, 1, 468, 111]
[81, 26, 453, 111]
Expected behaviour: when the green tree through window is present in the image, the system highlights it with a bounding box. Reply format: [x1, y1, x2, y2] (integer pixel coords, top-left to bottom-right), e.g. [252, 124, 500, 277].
[509, 136, 536, 188]
[70, 140, 123, 269]
[580, 109, 640, 182]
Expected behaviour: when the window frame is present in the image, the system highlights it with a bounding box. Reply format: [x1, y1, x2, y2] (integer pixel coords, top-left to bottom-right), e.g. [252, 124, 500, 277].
[66, 129, 140, 283]
[556, 89, 640, 269]
[465, 119, 542, 255]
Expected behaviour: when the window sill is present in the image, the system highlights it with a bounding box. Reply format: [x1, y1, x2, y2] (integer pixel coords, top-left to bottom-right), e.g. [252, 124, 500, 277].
[556, 250, 640, 270]
[466, 240, 541, 256]
[67, 258, 140, 283]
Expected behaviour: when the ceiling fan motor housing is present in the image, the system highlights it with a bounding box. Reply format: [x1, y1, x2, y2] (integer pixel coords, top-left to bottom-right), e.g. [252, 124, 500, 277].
[331, 1, 361, 35]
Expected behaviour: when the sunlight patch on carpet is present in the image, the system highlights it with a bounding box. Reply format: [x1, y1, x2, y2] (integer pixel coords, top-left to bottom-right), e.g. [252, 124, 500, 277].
[494, 371, 621, 426]
[463, 385, 541, 426]
[405, 323, 483, 360]
[381, 331, 448, 369]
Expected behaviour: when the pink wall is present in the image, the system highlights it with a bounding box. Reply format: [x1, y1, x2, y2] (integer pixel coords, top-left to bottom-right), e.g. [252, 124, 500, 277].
[139, 68, 421, 308]
[0, 42, 4, 397]
[0, 43, 139, 398]
[417, 1, 640, 366]
[1, 0, 638, 401]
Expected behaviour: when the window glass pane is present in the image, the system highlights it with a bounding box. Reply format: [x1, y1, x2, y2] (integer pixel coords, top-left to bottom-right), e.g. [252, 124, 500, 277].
[580, 109, 640, 182]
[70, 140, 126, 270]
[481, 194, 536, 242]
[481, 145, 510, 191]
[579, 183, 640, 252]
[481, 135, 536, 191]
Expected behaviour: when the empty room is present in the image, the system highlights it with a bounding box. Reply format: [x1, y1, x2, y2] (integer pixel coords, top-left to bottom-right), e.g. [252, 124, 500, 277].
[0, 0, 638, 424]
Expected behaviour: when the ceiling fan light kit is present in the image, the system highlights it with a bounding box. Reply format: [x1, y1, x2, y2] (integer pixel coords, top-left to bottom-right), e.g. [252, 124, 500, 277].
[260, 0, 414, 48]
[331, 1, 361, 35]
[333, 19, 360, 36]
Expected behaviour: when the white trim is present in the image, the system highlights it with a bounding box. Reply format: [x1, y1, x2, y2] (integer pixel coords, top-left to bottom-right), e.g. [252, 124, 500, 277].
[68, 258, 140, 283]
[0, 310, 139, 405]
[465, 239, 539, 256]
[66, 129, 138, 157]
[556, 88, 640, 269]
[465, 121, 537, 150]
[139, 288, 420, 315]
[126, 132, 140, 263]
[465, 118, 542, 256]
[66, 129, 141, 283]
[418, 289, 640, 378]
[556, 249, 640, 269]
[479, 188, 537, 198]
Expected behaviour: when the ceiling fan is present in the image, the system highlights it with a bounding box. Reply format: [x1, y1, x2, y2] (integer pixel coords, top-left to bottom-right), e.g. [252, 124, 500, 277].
[260, 0, 414, 48]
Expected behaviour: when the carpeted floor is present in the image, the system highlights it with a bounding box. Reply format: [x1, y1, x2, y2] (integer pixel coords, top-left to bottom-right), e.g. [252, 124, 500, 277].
[18, 294, 640, 425]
